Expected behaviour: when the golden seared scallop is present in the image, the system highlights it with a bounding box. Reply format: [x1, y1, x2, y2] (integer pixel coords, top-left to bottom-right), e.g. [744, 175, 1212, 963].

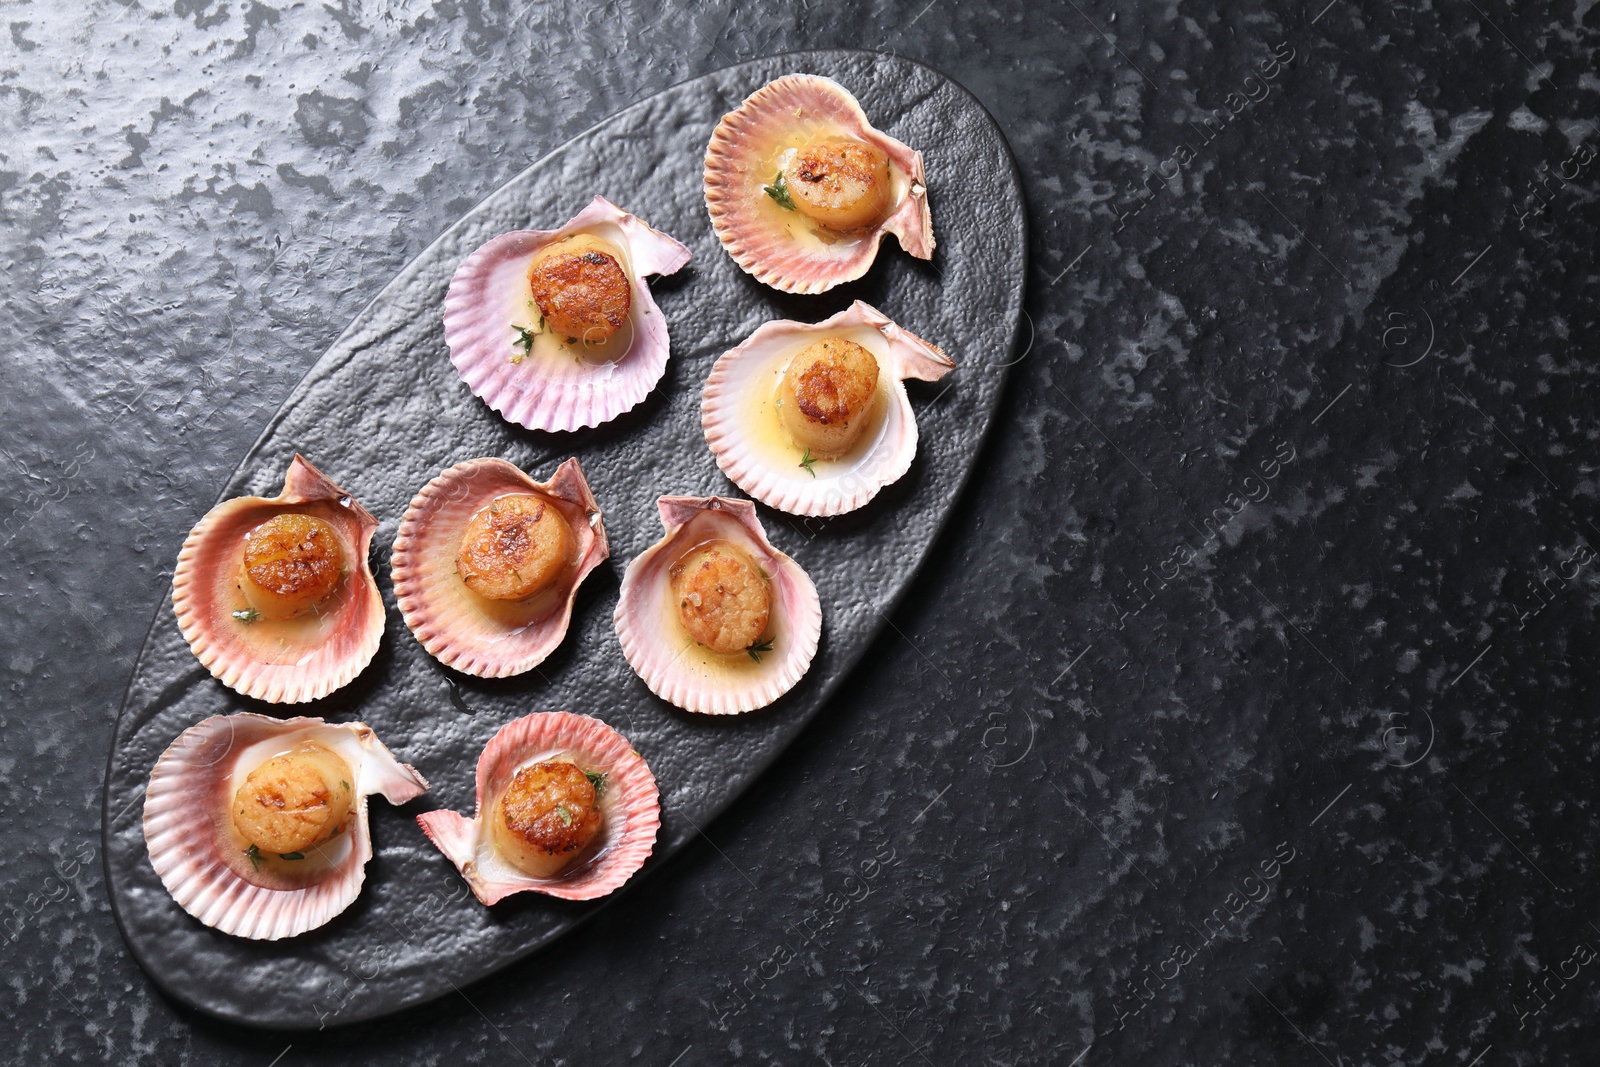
[777, 337, 881, 457]
[668, 540, 772, 655]
[492, 759, 603, 878]
[526, 235, 632, 345]
[455, 494, 576, 602]
[782, 137, 892, 232]
[231, 741, 355, 857]
[237, 512, 345, 620]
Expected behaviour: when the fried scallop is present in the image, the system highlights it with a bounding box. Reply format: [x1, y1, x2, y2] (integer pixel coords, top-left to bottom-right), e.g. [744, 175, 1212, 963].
[143, 714, 429, 940]
[615, 496, 821, 715]
[443, 196, 691, 432]
[237, 513, 346, 620]
[230, 741, 356, 856]
[782, 137, 893, 232]
[525, 238, 633, 343]
[777, 336, 881, 458]
[702, 301, 955, 517]
[171, 454, 384, 703]
[417, 712, 659, 903]
[454, 494, 575, 601]
[704, 74, 933, 293]
[391, 457, 609, 678]
[492, 759, 604, 879]
[669, 540, 772, 654]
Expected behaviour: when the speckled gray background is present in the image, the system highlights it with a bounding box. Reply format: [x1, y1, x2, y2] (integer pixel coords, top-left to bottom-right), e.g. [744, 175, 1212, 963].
[4, 0, 1599, 1064]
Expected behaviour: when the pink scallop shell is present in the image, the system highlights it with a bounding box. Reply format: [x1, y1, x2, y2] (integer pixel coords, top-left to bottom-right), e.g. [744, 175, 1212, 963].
[702, 301, 954, 517]
[390, 457, 609, 678]
[704, 74, 934, 294]
[171, 455, 385, 704]
[614, 496, 822, 715]
[143, 713, 429, 941]
[416, 712, 659, 904]
[443, 196, 692, 432]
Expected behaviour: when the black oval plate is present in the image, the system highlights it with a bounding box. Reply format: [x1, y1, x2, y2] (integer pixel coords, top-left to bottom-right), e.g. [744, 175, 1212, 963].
[102, 49, 1026, 1029]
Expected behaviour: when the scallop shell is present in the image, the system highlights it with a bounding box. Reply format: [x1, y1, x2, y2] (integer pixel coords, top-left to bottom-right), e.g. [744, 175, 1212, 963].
[614, 496, 822, 715]
[390, 457, 609, 678]
[702, 301, 954, 517]
[171, 454, 384, 704]
[443, 196, 692, 432]
[704, 74, 933, 294]
[142, 713, 429, 941]
[416, 712, 659, 904]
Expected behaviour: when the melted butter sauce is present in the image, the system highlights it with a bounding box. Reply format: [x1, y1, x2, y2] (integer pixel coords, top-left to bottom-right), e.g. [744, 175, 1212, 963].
[455, 557, 575, 632]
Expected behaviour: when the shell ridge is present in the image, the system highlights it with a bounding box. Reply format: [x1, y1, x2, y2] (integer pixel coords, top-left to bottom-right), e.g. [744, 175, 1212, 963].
[281, 455, 379, 532]
[415, 810, 477, 868]
[355, 731, 430, 805]
[655, 494, 751, 533]
[606, 198, 693, 277]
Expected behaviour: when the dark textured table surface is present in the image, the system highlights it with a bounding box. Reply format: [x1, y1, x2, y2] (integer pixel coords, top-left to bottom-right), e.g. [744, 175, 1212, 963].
[4, 1, 1599, 1064]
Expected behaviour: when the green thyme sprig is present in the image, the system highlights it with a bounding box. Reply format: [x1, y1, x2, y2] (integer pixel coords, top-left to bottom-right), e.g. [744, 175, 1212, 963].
[764, 172, 796, 211]
[511, 324, 537, 364]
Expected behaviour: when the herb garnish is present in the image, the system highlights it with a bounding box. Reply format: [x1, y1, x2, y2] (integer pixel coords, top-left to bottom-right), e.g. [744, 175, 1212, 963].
[511, 324, 537, 364]
[555, 804, 573, 828]
[244, 844, 262, 872]
[279, 851, 306, 861]
[232, 608, 261, 624]
[764, 171, 796, 211]
[747, 638, 774, 663]
[585, 770, 608, 798]
[798, 448, 818, 477]
[340, 780, 350, 792]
